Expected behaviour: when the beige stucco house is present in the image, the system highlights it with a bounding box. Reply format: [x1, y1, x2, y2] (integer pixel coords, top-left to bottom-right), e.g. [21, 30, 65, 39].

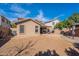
[11, 18, 45, 36]
[11, 18, 60, 36]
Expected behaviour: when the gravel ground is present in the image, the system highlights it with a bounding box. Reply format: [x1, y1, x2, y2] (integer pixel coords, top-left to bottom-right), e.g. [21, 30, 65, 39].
[0, 33, 77, 56]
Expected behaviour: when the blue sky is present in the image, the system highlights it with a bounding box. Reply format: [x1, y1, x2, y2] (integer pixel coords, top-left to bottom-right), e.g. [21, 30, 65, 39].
[0, 3, 79, 22]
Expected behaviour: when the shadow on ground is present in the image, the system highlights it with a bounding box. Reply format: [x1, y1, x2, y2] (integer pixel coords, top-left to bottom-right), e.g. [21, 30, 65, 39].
[0, 29, 13, 47]
[0, 36, 12, 47]
[73, 43, 79, 49]
[65, 47, 79, 56]
[35, 49, 59, 56]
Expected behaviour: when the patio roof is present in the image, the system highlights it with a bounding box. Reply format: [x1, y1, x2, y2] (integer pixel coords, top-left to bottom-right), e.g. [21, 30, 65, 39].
[72, 23, 79, 26]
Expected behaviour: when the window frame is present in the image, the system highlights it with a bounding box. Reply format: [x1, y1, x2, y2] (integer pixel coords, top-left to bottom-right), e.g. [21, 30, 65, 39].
[35, 26, 39, 33]
[19, 25, 25, 34]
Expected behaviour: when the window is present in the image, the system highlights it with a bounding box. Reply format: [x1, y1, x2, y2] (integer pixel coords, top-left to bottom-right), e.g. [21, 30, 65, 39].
[19, 25, 24, 33]
[35, 26, 39, 33]
[35, 26, 38, 28]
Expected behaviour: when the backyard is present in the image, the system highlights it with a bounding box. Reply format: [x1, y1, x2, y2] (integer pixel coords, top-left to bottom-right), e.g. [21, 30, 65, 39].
[0, 30, 79, 56]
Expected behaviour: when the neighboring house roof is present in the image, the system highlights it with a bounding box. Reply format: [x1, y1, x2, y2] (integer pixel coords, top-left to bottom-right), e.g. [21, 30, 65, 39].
[0, 15, 10, 22]
[44, 19, 60, 27]
[0, 15, 11, 28]
[45, 20, 53, 23]
[34, 20, 45, 25]
[15, 19, 45, 26]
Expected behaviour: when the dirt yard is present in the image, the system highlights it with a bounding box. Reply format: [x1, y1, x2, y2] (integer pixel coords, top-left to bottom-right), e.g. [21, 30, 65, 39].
[0, 33, 78, 56]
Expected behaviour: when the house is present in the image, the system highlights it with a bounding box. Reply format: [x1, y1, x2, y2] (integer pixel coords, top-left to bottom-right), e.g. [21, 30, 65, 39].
[72, 23, 79, 37]
[0, 16, 11, 29]
[45, 19, 60, 32]
[0, 16, 11, 39]
[11, 18, 45, 36]
[11, 18, 60, 36]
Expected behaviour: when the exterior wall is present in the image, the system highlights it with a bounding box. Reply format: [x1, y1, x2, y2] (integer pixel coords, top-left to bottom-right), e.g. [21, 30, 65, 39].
[45, 22, 53, 26]
[53, 20, 60, 24]
[45, 20, 59, 26]
[16, 20, 40, 36]
[75, 29, 79, 37]
[71, 25, 79, 37]
[74, 25, 79, 37]
[45, 20, 60, 30]
[46, 26, 53, 32]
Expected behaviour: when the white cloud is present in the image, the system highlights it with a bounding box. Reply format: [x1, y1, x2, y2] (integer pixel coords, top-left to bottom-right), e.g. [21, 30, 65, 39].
[34, 10, 49, 22]
[12, 11, 30, 18]
[53, 14, 64, 19]
[0, 9, 16, 21]
[0, 4, 31, 21]
[0, 4, 49, 22]
[10, 4, 31, 18]
[11, 4, 24, 13]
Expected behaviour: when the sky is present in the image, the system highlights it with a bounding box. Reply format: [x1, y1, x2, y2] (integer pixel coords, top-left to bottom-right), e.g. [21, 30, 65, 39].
[0, 3, 79, 22]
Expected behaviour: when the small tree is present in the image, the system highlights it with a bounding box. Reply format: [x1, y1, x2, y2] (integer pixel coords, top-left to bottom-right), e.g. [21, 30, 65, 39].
[68, 13, 79, 23]
[55, 21, 65, 30]
[11, 23, 17, 28]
